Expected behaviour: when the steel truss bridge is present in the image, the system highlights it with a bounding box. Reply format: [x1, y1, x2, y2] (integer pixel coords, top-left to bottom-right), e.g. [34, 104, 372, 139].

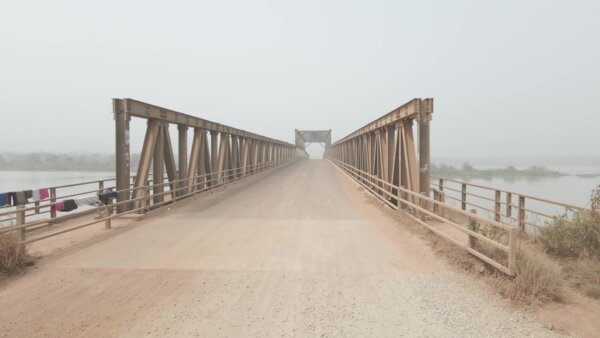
[1, 98, 588, 278]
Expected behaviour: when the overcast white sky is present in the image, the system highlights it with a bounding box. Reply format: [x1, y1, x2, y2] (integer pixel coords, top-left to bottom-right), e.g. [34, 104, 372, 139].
[0, 0, 598, 159]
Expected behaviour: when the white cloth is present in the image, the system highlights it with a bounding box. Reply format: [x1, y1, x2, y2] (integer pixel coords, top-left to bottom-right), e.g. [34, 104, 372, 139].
[75, 195, 100, 207]
[32, 190, 41, 202]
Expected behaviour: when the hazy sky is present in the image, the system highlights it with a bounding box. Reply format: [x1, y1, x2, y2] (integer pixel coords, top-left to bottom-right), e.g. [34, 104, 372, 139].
[1, 0, 598, 159]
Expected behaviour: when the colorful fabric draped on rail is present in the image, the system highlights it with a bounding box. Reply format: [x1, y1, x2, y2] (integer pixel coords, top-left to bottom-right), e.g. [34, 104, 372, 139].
[0, 188, 49, 207]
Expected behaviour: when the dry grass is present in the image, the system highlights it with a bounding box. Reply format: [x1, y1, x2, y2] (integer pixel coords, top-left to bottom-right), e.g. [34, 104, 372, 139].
[501, 249, 564, 305]
[0, 233, 27, 275]
[386, 204, 565, 306]
[561, 258, 600, 299]
[470, 220, 509, 266]
[364, 189, 573, 307]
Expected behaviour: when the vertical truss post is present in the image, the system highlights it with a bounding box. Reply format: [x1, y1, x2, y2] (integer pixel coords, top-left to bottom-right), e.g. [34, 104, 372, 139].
[210, 131, 218, 186]
[418, 99, 431, 197]
[187, 128, 202, 193]
[162, 125, 178, 199]
[153, 122, 165, 204]
[232, 135, 240, 178]
[178, 125, 188, 196]
[217, 133, 228, 183]
[113, 99, 131, 213]
[198, 130, 209, 190]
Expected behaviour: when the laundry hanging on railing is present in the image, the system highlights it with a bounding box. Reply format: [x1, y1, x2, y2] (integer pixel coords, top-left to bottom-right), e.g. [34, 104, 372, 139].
[10, 191, 28, 206]
[32, 188, 49, 202]
[53, 200, 65, 212]
[62, 199, 78, 212]
[2, 187, 50, 207]
[0, 193, 11, 206]
[75, 195, 100, 207]
[98, 190, 118, 205]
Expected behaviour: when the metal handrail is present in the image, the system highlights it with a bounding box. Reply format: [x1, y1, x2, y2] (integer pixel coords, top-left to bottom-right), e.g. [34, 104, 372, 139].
[431, 175, 586, 211]
[3, 157, 299, 243]
[330, 159, 516, 276]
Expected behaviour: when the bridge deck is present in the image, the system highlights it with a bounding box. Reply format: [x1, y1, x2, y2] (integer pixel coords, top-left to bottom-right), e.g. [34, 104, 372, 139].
[0, 160, 558, 337]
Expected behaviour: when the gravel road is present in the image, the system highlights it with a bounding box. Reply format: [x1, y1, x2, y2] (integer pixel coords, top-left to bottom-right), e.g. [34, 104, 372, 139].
[0, 160, 566, 337]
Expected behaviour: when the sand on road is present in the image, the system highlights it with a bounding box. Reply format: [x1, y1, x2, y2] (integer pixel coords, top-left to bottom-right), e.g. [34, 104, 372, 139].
[0, 160, 564, 337]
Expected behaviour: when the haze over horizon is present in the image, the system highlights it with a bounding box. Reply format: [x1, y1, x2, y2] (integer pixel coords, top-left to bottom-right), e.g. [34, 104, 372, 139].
[1, 1, 598, 160]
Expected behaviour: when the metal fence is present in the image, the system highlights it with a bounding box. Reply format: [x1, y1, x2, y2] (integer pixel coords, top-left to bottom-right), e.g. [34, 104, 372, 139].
[0, 158, 298, 245]
[430, 176, 588, 235]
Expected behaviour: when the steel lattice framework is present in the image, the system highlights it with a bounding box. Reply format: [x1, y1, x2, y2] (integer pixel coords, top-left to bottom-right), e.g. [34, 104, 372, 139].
[327, 98, 433, 199]
[112, 99, 298, 212]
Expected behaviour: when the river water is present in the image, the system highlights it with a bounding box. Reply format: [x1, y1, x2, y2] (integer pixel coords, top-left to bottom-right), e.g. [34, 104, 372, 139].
[1, 167, 599, 225]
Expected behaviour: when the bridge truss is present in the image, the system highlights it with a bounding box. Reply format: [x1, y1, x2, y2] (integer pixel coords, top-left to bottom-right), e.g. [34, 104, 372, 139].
[294, 129, 332, 158]
[112, 99, 298, 213]
[327, 98, 519, 275]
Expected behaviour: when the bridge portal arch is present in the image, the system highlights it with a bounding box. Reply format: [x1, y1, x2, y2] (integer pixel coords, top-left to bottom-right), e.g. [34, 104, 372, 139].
[294, 129, 332, 158]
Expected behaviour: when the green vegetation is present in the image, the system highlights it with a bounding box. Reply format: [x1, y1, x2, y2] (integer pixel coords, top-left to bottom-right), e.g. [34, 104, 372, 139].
[431, 162, 567, 179]
[534, 186, 600, 299]
[539, 186, 600, 259]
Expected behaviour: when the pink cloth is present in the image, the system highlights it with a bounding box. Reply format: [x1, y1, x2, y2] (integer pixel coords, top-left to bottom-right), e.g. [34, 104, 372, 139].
[54, 200, 64, 211]
[39, 188, 49, 200]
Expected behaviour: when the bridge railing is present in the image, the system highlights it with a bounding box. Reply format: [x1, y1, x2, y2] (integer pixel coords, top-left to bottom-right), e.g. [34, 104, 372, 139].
[429, 176, 588, 235]
[330, 159, 518, 276]
[328, 97, 520, 275]
[0, 158, 298, 245]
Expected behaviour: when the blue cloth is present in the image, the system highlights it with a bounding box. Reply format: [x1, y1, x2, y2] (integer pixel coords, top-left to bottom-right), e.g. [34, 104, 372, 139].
[0, 193, 9, 206]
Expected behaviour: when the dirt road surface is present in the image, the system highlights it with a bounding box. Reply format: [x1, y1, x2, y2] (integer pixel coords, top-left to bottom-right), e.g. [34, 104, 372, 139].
[0, 160, 565, 337]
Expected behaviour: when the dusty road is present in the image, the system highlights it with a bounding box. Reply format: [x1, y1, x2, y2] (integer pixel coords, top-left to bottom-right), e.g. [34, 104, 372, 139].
[0, 160, 563, 337]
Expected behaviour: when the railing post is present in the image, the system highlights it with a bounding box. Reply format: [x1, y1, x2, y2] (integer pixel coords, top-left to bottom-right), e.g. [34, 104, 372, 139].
[50, 187, 57, 219]
[137, 186, 145, 214]
[438, 178, 444, 192]
[461, 183, 467, 210]
[420, 192, 427, 221]
[518, 195, 526, 231]
[506, 192, 512, 218]
[104, 199, 112, 229]
[16, 205, 26, 245]
[468, 209, 478, 249]
[494, 190, 501, 222]
[508, 228, 518, 275]
[34, 201, 40, 214]
[99, 180, 104, 193]
[433, 190, 439, 215]
[439, 191, 446, 218]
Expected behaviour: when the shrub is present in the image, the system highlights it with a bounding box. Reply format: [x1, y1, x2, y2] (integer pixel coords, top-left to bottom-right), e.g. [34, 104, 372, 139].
[503, 250, 564, 305]
[0, 233, 26, 274]
[538, 185, 600, 259]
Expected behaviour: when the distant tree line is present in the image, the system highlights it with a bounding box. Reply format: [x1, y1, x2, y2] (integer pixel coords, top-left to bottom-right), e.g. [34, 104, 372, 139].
[431, 162, 567, 179]
[0, 153, 140, 172]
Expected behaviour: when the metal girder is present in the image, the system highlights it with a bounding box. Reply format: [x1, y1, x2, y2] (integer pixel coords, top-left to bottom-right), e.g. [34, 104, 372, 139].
[295, 129, 331, 157]
[328, 98, 433, 206]
[331, 98, 432, 146]
[122, 98, 294, 147]
[132, 120, 160, 202]
[112, 98, 299, 213]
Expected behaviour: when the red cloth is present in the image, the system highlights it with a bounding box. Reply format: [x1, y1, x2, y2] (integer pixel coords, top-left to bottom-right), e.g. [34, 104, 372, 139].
[39, 188, 49, 200]
[54, 200, 64, 211]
